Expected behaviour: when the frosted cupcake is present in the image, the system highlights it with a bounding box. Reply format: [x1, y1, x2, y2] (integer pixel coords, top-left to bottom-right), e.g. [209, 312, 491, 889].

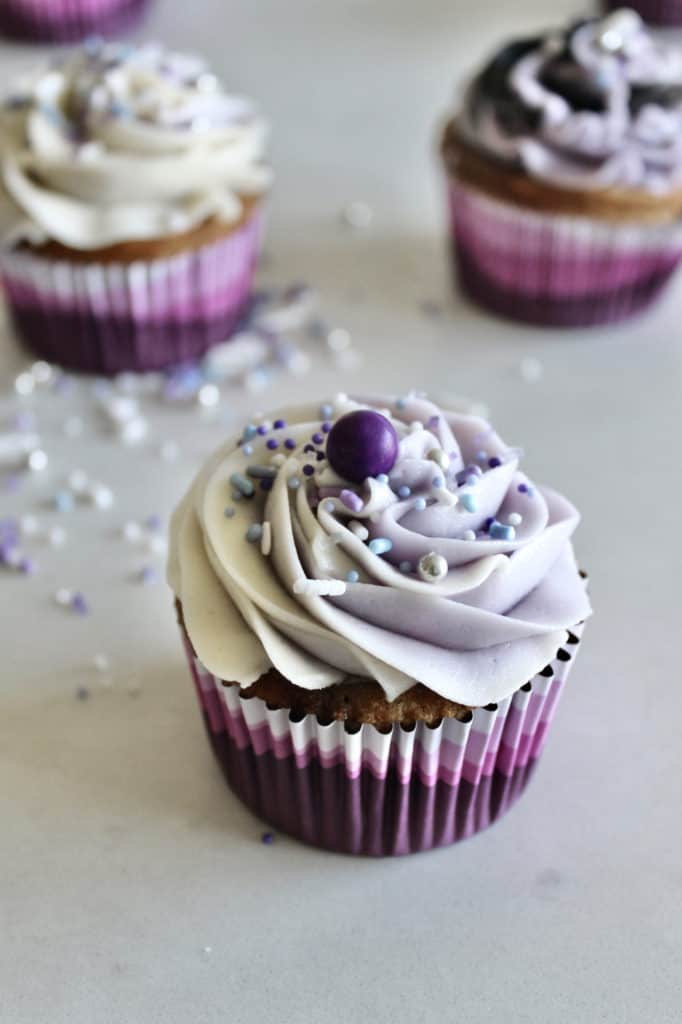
[168, 394, 591, 856]
[0, 0, 149, 43]
[0, 41, 270, 374]
[604, 1, 682, 27]
[442, 10, 682, 326]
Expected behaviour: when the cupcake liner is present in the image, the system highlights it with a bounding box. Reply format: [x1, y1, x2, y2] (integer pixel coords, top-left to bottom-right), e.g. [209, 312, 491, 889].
[179, 620, 585, 856]
[0, 209, 263, 375]
[0, 0, 149, 42]
[603, 0, 682, 27]
[448, 180, 682, 327]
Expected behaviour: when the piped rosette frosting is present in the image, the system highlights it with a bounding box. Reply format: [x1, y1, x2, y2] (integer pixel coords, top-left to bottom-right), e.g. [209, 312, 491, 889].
[457, 9, 682, 194]
[169, 395, 591, 708]
[0, 39, 271, 249]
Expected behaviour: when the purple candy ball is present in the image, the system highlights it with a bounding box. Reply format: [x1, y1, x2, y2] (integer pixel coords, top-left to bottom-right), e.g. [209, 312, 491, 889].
[326, 410, 399, 483]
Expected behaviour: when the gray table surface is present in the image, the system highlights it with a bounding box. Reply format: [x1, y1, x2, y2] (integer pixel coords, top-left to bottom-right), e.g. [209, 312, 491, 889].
[2, 2, 681, 1022]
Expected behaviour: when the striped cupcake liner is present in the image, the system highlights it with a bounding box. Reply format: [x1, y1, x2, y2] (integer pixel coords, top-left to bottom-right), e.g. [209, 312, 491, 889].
[0, 0, 149, 42]
[0, 209, 263, 375]
[449, 180, 682, 327]
[603, 0, 682, 26]
[180, 620, 585, 856]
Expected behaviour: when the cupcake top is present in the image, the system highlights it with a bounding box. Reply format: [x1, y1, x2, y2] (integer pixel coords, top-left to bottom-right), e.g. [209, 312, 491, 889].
[168, 394, 591, 708]
[456, 9, 682, 194]
[0, 39, 270, 250]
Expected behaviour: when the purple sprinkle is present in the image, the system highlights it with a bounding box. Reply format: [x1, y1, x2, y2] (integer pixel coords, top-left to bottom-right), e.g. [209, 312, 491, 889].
[145, 514, 162, 532]
[261, 832, 275, 845]
[284, 438, 296, 450]
[260, 478, 273, 492]
[257, 425, 268, 436]
[484, 517, 494, 529]
[19, 557, 37, 575]
[312, 433, 324, 445]
[0, 541, 17, 565]
[489, 457, 502, 468]
[75, 686, 90, 701]
[266, 439, 279, 450]
[321, 422, 331, 433]
[139, 566, 158, 586]
[518, 483, 529, 493]
[316, 451, 326, 462]
[303, 465, 315, 477]
[273, 419, 286, 429]
[428, 415, 440, 428]
[4, 475, 21, 495]
[71, 593, 89, 615]
[340, 489, 364, 513]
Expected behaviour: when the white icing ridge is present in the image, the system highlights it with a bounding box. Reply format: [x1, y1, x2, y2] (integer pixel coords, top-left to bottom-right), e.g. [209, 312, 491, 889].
[168, 395, 592, 708]
[0, 40, 271, 249]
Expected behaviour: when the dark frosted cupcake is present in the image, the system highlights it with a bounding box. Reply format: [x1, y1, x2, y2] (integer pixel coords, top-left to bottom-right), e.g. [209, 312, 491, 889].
[442, 10, 682, 326]
[0, 41, 270, 374]
[604, 1, 682, 27]
[0, 0, 149, 42]
[168, 394, 591, 856]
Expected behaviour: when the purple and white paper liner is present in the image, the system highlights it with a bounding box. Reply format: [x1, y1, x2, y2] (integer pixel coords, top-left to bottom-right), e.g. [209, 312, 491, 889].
[448, 180, 682, 327]
[180, 621, 584, 856]
[603, 0, 682, 27]
[0, 0, 149, 42]
[0, 209, 263, 375]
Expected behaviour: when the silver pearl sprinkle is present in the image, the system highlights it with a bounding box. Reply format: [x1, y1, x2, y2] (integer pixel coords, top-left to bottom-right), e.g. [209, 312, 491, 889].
[598, 9, 642, 53]
[418, 551, 448, 583]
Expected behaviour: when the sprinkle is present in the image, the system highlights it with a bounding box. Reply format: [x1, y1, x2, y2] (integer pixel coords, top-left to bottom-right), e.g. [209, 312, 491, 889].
[230, 473, 255, 497]
[71, 593, 89, 615]
[122, 521, 142, 542]
[460, 493, 478, 513]
[260, 479, 273, 492]
[462, 529, 476, 541]
[302, 465, 315, 477]
[261, 521, 272, 556]
[242, 425, 258, 440]
[242, 444, 254, 456]
[320, 403, 334, 419]
[321, 422, 331, 433]
[435, 489, 458, 508]
[376, 474, 389, 485]
[518, 483, 529, 493]
[348, 520, 369, 541]
[304, 444, 316, 454]
[431, 476, 444, 489]
[270, 454, 286, 468]
[54, 588, 73, 607]
[396, 398, 408, 410]
[520, 356, 543, 383]
[197, 384, 220, 408]
[368, 537, 393, 556]
[266, 439, 279, 450]
[476, 451, 488, 462]
[399, 561, 413, 574]
[465, 464, 483, 477]
[273, 419, 286, 429]
[20, 515, 39, 536]
[261, 832, 275, 845]
[397, 485, 412, 499]
[246, 524, 263, 543]
[68, 469, 89, 494]
[313, 433, 325, 446]
[340, 489, 364, 513]
[90, 484, 114, 509]
[327, 328, 351, 352]
[27, 449, 48, 472]
[75, 686, 90, 701]
[14, 372, 35, 396]
[508, 513, 523, 526]
[93, 654, 110, 673]
[288, 476, 301, 490]
[488, 457, 502, 468]
[346, 570, 359, 583]
[224, 506, 236, 518]
[418, 552, 448, 583]
[48, 526, 67, 547]
[145, 514, 162, 532]
[147, 535, 167, 556]
[340, 200, 373, 228]
[19, 556, 37, 575]
[139, 566, 159, 585]
[293, 578, 347, 596]
[323, 500, 336, 513]
[427, 448, 450, 472]
[257, 425, 269, 436]
[489, 522, 516, 541]
[413, 497, 427, 512]
[247, 464, 277, 479]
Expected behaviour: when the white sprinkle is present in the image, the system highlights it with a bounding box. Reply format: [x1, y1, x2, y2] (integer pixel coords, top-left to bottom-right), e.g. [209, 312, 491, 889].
[93, 654, 110, 673]
[122, 522, 142, 543]
[120, 417, 148, 445]
[508, 512, 523, 526]
[68, 469, 89, 494]
[261, 521, 272, 557]
[462, 529, 476, 542]
[105, 396, 138, 423]
[334, 349, 363, 370]
[159, 440, 180, 462]
[520, 357, 543, 383]
[435, 489, 459, 508]
[54, 588, 73, 606]
[48, 526, 67, 547]
[148, 535, 167, 556]
[340, 200, 373, 229]
[90, 484, 114, 509]
[427, 448, 450, 472]
[14, 372, 35, 396]
[31, 361, 53, 384]
[198, 384, 220, 408]
[27, 449, 48, 472]
[327, 328, 352, 352]
[348, 520, 369, 541]
[409, 421, 423, 433]
[288, 351, 312, 375]
[20, 515, 40, 536]
[293, 578, 347, 597]
[63, 416, 84, 438]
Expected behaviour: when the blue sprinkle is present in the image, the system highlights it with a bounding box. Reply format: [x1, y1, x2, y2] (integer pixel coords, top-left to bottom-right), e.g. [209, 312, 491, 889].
[460, 493, 478, 513]
[224, 507, 236, 518]
[242, 444, 254, 456]
[489, 521, 515, 541]
[323, 500, 335, 513]
[247, 464, 277, 479]
[53, 491, 74, 513]
[288, 477, 301, 490]
[476, 450, 488, 462]
[396, 398, 407, 410]
[145, 514, 162, 532]
[399, 561, 413, 574]
[246, 524, 263, 543]
[320, 403, 334, 419]
[432, 476, 444, 489]
[465, 475, 479, 488]
[242, 424, 258, 441]
[398, 485, 412, 499]
[346, 570, 360, 583]
[230, 473, 255, 498]
[376, 474, 389, 484]
[368, 537, 393, 556]
[414, 497, 427, 511]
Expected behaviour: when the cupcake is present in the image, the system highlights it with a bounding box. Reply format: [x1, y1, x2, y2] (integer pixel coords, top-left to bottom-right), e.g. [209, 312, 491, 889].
[441, 10, 682, 327]
[0, 40, 271, 374]
[604, 1, 682, 27]
[168, 394, 591, 856]
[0, 0, 149, 43]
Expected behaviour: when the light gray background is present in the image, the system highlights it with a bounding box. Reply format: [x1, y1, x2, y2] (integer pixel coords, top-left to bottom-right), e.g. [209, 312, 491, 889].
[1, 2, 681, 1022]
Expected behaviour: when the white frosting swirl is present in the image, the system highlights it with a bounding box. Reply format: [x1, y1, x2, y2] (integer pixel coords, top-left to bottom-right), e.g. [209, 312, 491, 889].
[0, 40, 271, 249]
[168, 395, 591, 708]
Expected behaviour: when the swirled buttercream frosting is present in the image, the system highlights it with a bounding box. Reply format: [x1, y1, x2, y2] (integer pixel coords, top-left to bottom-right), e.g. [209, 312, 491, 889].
[168, 394, 591, 707]
[457, 10, 682, 194]
[0, 39, 270, 249]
